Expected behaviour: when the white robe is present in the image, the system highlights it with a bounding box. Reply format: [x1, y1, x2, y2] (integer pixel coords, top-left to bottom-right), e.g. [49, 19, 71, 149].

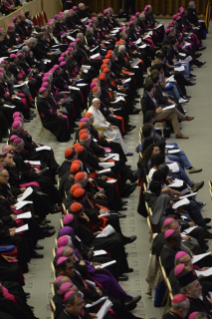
[88, 105, 129, 154]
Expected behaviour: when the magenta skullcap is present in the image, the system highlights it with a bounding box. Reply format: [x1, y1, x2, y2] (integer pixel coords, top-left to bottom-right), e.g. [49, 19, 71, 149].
[59, 226, 74, 237]
[172, 294, 187, 304]
[79, 118, 88, 123]
[61, 52, 66, 57]
[75, 38, 79, 43]
[56, 256, 68, 266]
[163, 218, 174, 227]
[69, 9, 73, 12]
[128, 21, 133, 26]
[39, 87, 46, 93]
[63, 214, 74, 225]
[59, 282, 73, 295]
[0, 60, 5, 64]
[10, 134, 18, 141]
[12, 17, 16, 21]
[18, 13, 23, 18]
[174, 264, 185, 276]
[55, 276, 64, 285]
[54, 14, 58, 19]
[131, 15, 136, 19]
[8, 23, 14, 28]
[169, 21, 174, 26]
[53, 64, 59, 69]
[103, 9, 108, 14]
[13, 112, 21, 119]
[67, 47, 72, 52]
[135, 12, 140, 17]
[42, 82, 49, 88]
[176, 16, 181, 20]
[164, 229, 175, 239]
[173, 14, 177, 20]
[56, 246, 65, 258]
[13, 137, 23, 145]
[73, 6, 77, 9]
[57, 236, 69, 248]
[97, 14, 102, 17]
[64, 290, 75, 302]
[90, 82, 97, 89]
[70, 42, 75, 47]
[165, 28, 170, 34]
[58, 57, 64, 62]
[175, 251, 187, 260]
[15, 117, 23, 122]
[188, 313, 200, 319]
[16, 52, 22, 57]
[10, 54, 16, 59]
[60, 61, 66, 67]
[43, 77, 48, 82]
[12, 121, 21, 129]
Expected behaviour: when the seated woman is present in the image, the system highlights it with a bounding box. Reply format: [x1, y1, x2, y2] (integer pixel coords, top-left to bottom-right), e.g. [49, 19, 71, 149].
[37, 87, 71, 142]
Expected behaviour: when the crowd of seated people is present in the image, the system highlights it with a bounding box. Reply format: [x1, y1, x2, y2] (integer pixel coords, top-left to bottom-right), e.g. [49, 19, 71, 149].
[0, 0, 209, 318]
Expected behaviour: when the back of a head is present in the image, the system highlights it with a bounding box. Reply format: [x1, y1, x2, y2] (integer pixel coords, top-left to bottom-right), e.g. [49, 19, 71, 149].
[151, 63, 162, 72]
[144, 81, 154, 92]
[142, 136, 154, 152]
[149, 180, 161, 194]
[151, 153, 165, 168]
[143, 111, 156, 124]
[155, 139, 166, 154]
[151, 73, 160, 84]
[158, 163, 169, 177]
[142, 123, 153, 138]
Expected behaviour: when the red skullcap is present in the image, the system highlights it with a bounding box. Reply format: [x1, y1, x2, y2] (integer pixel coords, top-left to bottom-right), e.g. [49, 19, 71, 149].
[79, 129, 87, 136]
[92, 87, 99, 93]
[80, 133, 90, 142]
[64, 148, 73, 158]
[70, 163, 80, 174]
[73, 188, 85, 198]
[103, 68, 110, 74]
[100, 64, 107, 70]
[70, 202, 82, 213]
[103, 59, 109, 64]
[75, 172, 87, 182]
[79, 122, 86, 129]
[70, 184, 80, 195]
[99, 73, 106, 80]
[84, 113, 93, 118]
[92, 78, 99, 83]
[73, 143, 80, 149]
[75, 146, 84, 154]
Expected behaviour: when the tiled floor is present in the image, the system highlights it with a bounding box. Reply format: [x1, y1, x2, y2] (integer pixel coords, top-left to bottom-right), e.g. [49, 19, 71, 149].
[1, 20, 211, 319]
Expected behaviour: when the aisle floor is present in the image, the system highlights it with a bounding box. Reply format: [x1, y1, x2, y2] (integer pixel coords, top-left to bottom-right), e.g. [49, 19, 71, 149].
[0, 22, 211, 319]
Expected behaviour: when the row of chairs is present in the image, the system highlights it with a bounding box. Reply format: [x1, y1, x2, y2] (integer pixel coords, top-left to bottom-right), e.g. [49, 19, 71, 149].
[31, 11, 48, 27]
[208, 180, 212, 199]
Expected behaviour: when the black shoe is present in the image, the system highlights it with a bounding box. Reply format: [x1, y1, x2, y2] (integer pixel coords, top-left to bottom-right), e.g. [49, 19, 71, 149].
[132, 108, 141, 114]
[126, 125, 136, 132]
[195, 53, 202, 58]
[121, 200, 128, 205]
[35, 244, 44, 250]
[126, 152, 133, 156]
[45, 219, 51, 223]
[124, 296, 142, 308]
[124, 267, 134, 273]
[24, 119, 31, 123]
[118, 275, 128, 281]
[198, 46, 206, 51]
[31, 250, 44, 259]
[198, 62, 206, 68]
[198, 202, 206, 209]
[207, 225, 212, 230]
[204, 231, 212, 239]
[124, 235, 137, 245]
[119, 207, 127, 212]
[40, 224, 55, 230]
[118, 212, 127, 217]
[129, 170, 138, 183]
[204, 218, 211, 224]
[184, 95, 191, 99]
[29, 306, 34, 310]
[51, 204, 61, 214]
[24, 292, 31, 298]
[187, 82, 196, 86]
[190, 73, 196, 78]
[43, 229, 56, 237]
[122, 184, 137, 197]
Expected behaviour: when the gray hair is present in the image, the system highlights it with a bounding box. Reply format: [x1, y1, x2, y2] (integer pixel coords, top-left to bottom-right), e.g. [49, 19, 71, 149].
[78, 3, 84, 9]
[118, 44, 126, 53]
[139, 13, 145, 19]
[29, 37, 37, 43]
[66, 291, 81, 305]
[192, 313, 207, 319]
[22, 46, 30, 52]
[180, 282, 193, 294]
[92, 98, 100, 103]
[171, 299, 188, 310]
[188, 1, 195, 8]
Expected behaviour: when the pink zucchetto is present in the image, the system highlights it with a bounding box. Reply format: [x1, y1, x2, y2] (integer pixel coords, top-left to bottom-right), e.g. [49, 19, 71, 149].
[128, 21, 133, 26]
[53, 64, 59, 69]
[55, 276, 64, 285]
[70, 42, 75, 47]
[174, 264, 185, 276]
[56, 246, 65, 258]
[75, 38, 79, 43]
[58, 57, 64, 62]
[64, 290, 75, 302]
[10, 134, 18, 141]
[39, 87, 46, 93]
[60, 61, 66, 67]
[173, 14, 177, 20]
[175, 251, 187, 260]
[169, 21, 174, 26]
[57, 236, 69, 248]
[135, 12, 140, 17]
[188, 313, 200, 319]
[12, 121, 21, 129]
[103, 9, 108, 15]
[172, 294, 187, 304]
[13, 112, 21, 119]
[59, 282, 73, 295]
[164, 229, 175, 239]
[73, 6, 77, 9]
[13, 137, 23, 145]
[165, 28, 170, 34]
[176, 16, 181, 21]
[63, 214, 74, 225]
[90, 82, 97, 89]
[56, 257, 68, 266]
[16, 52, 22, 57]
[42, 82, 49, 88]
[8, 23, 14, 28]
[10, 54, 16, 59]
[163, 218, 174, 227]
[12, 17, 16, 22]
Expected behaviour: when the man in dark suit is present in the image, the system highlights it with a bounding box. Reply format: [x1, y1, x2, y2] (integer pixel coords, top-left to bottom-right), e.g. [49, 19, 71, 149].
[141, 81, 194, 139]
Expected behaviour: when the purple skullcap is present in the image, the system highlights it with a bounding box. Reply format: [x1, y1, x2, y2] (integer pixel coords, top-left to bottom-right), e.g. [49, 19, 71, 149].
[103, 9, 108, 14]
[10, 54, 16, 59]
[56, 246, 65, 258]
[13, 112, 21, 119]
[174, 264, 185, 276]
[79, 118, 88, 123]
[165, 28, 170, 34]
[135, 12, 140, 17]
[172, 294, 187, 304]
[188, 313, 200, 319]
[16, 52, 22, 57]
[169, 21, 174, 26]
[60, 61, 66, 67]
[13, 137, 23, 145]
[42, 82, 49, 88]
[10, 134, 18, 141]
[59, 226, 74, 237]
[175, 251, 188, 260]
[56, 256, 68, 265]
[163, 218, 174, 227]
[57, 236, 69, 248]
[59, 282, 73, 295]
[128, 21, 133, 26]
[73, 6, 77, 9]
[54, 14, 58, 19]
[39, 87, 46, 93]
[75, 38, 79, 43]
[8, 23, 14, 28]
[164, 229, 175, 239]
[12, 17, 16, 21]
[63, 214, 74, 225]
[55, 276, 64, 285]
[90, 82, 97, 89]
[58, 57, 64, 62]
[64, 290, 75, 302]
[12, 121, 21, 129]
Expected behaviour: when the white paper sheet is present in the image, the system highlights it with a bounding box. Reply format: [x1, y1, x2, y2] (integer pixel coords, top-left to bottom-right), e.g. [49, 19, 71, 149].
[179, 53, 186, 57]
[134, 38, 141, 44]
[85, 280, 96, 288]
[69, 86, 80, 91]
[98, 212, 110, 218]
[168, 162, 180, 173]
[93, 250, 107, 256]
[168, 179, 184, 188]
[99, 162, 115, 168]
[195, 267, 212, 277]
[97, 168, 111, 174]
[16, 212, 32, 219]
[168, 149, 180, 154]
[96, 225, 115, 238]
[36, 146, 51, 151]
[15, 200, 33, 210]
[90, 45, 99, 52]
[184, 56, 192, 63]
[184, 225, 198, 234]
[165, 145, 175, 149]
[95, 260, 117, 269]
[90, 53, 100, 59]
[123, 78, 131, 83]
[192, 252, 211, 264]
[180, 192, 197, 200]
[3, 104, 16, 108]
[13, 81, 29, 88]
[85, 296, 108, 308]
[106, 179, 117, 184]
[76, 83, 87, 87]
[66, 35, 75, 41]
[17, 187, 33, 202]
[139, 44, 149, 49]
[82, 65, 91, 69]
[15, 224, 29, 233]
[172, 198, 190, 209]
[83, 69, 88, 73]
[24, 160, 41, 166]
[162, 104, 176, 111]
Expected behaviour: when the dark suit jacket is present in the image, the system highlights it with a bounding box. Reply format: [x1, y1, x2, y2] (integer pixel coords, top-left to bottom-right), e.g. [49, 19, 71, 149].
[154, 85, 170, 106]
[141, 91, 157, 115]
